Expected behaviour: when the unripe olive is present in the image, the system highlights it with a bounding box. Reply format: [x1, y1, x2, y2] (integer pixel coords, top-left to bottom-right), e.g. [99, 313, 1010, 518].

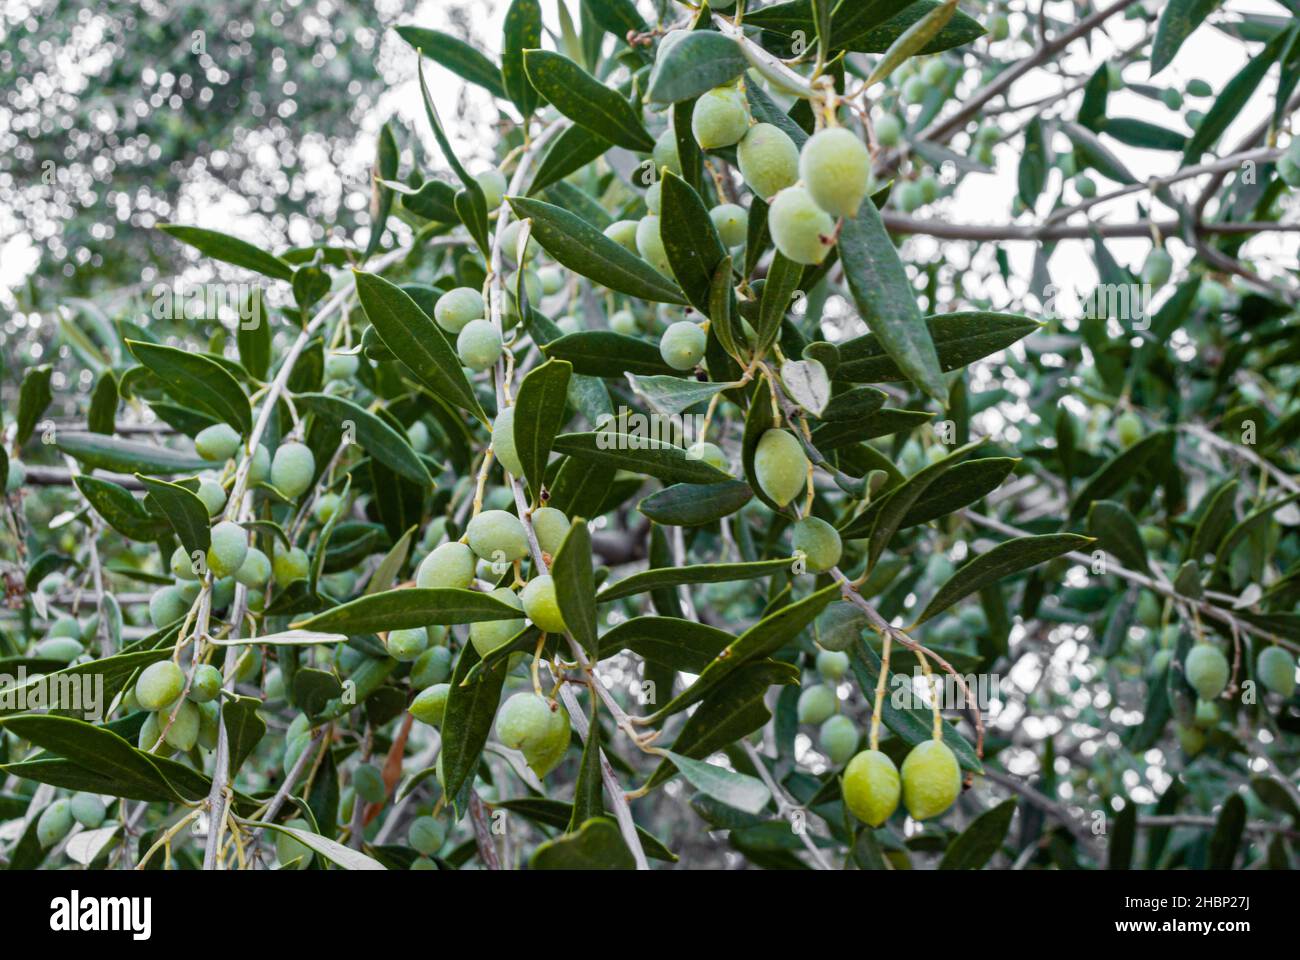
[207, 520, 249, 579]
[197, 478, 227, 516]
[1193, 698, 1219, 729]
[769, 185, 835, 264]
[412, 647, 453, 689]
[653, 127, 681, 174]
[819, 714, 859, 766]
[923, 58, 948, 85]
[233, 546, 271, 588]
[273, 544, 310, 585]
[609, 308, 639, 335]
[491, 405, 524, 477]
[138, 711, 166, 753]
[70, 792, 106, 829]
[797, 683, 837, 725]
[189, 663, 223, 703]
[531, 507, 571, 556]
[737, 122, 800, 199]
[408, 815, 447, 855]
[1257, 646, 1296, 698]
[475, 167, 507, 209]
[800, 127, 872, 218]
[754, 429, 809, 507]
[1161, 87, 1182, 110]
[1185, 78, 1212, 97]
[324, 352, 359, 381]
[386, 626, 430, 662]
[1142, 248, 1173, 288]
[521, 574, 567, 634]
[815, 602, 869, 651]
[1197, 279, 1226, 310]
[1074, 174, 1097, 198]
[470, 587, 525, 658]
[1115, 411, 1143, 448]
[636, 215, 671, 275]
[434, 286, 485, 333]
[709, 203, 748, 248]
[816, 649, 850, 682]
[149, 585, 189, 628]
[875, 113, 903, 147]
[197, 700, 219, 749]
[466, 509, 529, 563]
[686, 441, 728, 472]
[271, 442, 316, 499]
[1137, 591, 1161, 628]
[411, 856, 436, 870]
[895, 180, 924, 212]
[1149, 648, 1174, 678]
[456, 318, 503, 372]
[901, 75, 928, 104]
[276, 819, 315, 869]
[1139, 525, 1168, 550]
[171, 541, 198, 580]
[35, 636, 82, 663]
[1185, 643, 1229, 700]
[844, 749, 901, 826]
[37, 799, 74, 849]
[538, 266, 564, 296]
[692, 85, 750, 150]
[497, 692, 571, 778]
[416, 541, 476, 591]
[989, 12, 1010, 39]
[410, 682, 451, 727]
[164, 699, 200, 751]
[195, 423, 241, 461]
[407, 421, 431, 453]
[792, 516, 842, 573]
[659, 320, 707, 370]
[1176, 723, 1205, 756]
[354, 763, 386, 804]
[645, 180, 662, 215]
[500, 221, 539, 266]
[1057, 152, 1077, 176]
[556, 315, 581, 335]
[136, 660, 185, 711]
[900, 738, 961, 820]
[603, 219, 639, 253]
[249, 443, 271, 483]
[313, 493, 341, 524]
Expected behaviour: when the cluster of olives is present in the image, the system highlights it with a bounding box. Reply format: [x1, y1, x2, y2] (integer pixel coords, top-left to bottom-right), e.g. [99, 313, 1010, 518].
[129, 658, 222, 754]
[35, 791, 108, 850]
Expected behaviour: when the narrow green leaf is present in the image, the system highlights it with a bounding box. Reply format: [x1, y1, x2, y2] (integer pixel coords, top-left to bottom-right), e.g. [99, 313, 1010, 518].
[597, 558, 792, 603]
[531, 816, 634, 869]
[508, 196, 688, 305]
[552, 518, 598, 657]
[1069, 430, 1174, 521]
[440, 642, 508, 811]
[758, 252, 804, 355]
[1208, 794, 1246, 869]
[354, 270, 485, 422]
[865, 0, 957, 87]
[551, 431, 733, 484]
[839, 202, 947, 405]
[514, 359, 572, 496]
[1183, 30, 1288, 162]
[1151, 0, 1223, 75]
[939, 797, 1016, 869]
[638, 480, 753, 526]
[16, 365, 54, 446]
[294, 392, 432, 486]
[915, 533, 1092, 624]
[1087, 500, 1150, 572]
[868, 440, 986, 569]
[137, 475, 212, 556]
[836, 311, 1039, 383]
[73, 476, 169, 542]
[596, 616, 734, 672]
[157, 225, 294, 281]
[839, 457, 1015, 538]
[126, 340, 251, 434]
[87, 371, 118, 435]
[542, 331, 675, 377]
[396, 26, 506, 98]
[291, 588, 523, 634]
[659, 171, 727, 313]
[664, 751, 771, 815]
[647, 30, 746, 103]
[222, 694, 267, 776]
[503, 0, 544, 116]
[524, 49, 653, 151]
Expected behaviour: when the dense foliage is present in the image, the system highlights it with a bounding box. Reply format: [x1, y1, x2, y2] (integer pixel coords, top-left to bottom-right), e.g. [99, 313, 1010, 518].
[1, 0, 1299, 871]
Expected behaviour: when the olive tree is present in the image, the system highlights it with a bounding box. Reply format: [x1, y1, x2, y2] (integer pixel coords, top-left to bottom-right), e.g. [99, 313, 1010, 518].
[1, 0, 1299, 871]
